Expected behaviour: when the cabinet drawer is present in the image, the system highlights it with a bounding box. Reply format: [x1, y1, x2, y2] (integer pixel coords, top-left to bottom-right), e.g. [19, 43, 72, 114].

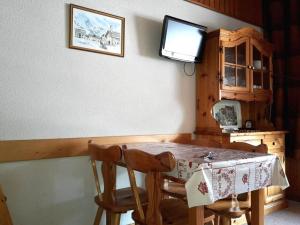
[230, 136, 263, 145]
[240, 139, 262, 146]
[263, 138, 285, 152]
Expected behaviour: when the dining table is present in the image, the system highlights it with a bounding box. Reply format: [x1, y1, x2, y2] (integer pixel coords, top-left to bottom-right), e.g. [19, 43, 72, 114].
[119, 142, 289, 225]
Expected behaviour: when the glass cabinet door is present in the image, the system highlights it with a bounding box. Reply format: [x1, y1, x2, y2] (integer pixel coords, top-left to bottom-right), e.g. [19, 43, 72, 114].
[222, 40, 249, 91]
[251, 45, 272, 92]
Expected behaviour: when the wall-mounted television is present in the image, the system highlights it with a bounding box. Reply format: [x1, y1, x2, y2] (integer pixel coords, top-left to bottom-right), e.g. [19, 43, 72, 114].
[159, 15, 207, 63]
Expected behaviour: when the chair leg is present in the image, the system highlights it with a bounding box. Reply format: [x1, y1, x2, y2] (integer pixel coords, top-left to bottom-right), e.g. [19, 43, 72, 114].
[211, 218, 215, 225]
[93, 207, 104, 225]
[106, 211, 112, 225]
[245, 211, 251, 225]
[221, 216, 231, 225]
[214, 215, 220, 225]
[112, 213, 121, 225]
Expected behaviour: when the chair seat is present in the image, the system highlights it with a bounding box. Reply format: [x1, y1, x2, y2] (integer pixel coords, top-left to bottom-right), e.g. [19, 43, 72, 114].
[206, 199, 250, 219]
[133, 199, 215, 225]
[163, 182, 187, 200]
[95, 187, 147, 213]
[207, 199, 250, 212]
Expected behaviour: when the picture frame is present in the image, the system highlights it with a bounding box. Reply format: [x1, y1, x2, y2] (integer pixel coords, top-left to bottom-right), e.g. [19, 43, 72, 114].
[69, 4, 125, 57]
[212, 100, 242, 131]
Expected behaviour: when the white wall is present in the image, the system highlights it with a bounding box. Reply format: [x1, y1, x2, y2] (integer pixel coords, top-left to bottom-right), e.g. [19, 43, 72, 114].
[0, 0, 259, 225]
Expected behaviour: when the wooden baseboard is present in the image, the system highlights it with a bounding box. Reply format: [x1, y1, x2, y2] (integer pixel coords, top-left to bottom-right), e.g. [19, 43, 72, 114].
[0, 133, 191, 163]
[264, 199, 288, 215]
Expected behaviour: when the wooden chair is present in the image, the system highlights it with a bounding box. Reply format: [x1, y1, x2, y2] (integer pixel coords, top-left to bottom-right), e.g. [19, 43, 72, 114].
[161, 138, 221, 201]
[124, 149, 215, 225]
[89, 143, 147, 225]
[0, 185, 13, 225]
[162, 142, 268, 225]
[222, 142, 268, 154]
[206, 142, 268, 225]
[191, 138, 222, 148]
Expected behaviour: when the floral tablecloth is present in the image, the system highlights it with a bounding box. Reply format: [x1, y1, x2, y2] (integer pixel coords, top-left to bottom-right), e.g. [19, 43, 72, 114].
[123, 142, 289, 208]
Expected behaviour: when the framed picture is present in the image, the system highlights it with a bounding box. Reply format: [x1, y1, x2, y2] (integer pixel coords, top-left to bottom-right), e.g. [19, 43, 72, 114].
[212, 100, 242, 131]
[69, 4, 125, 57]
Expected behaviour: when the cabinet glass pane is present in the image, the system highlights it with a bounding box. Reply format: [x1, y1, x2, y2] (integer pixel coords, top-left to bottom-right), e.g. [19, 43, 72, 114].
[253, 46, 262, 70]
[253, 71, 262, 89]
[237, 67, 246, 87]
[263, 56, 269, 72]
[237, 43, 246, 65]
[225, 47, 236, 64]
[263, 72, 270, 89]
[224, 66, 236, 86]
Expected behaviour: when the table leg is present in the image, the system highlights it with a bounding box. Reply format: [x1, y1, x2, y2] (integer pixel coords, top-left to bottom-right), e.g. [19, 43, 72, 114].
[189, 206, 204, 225]
[251, 189, 265, 225]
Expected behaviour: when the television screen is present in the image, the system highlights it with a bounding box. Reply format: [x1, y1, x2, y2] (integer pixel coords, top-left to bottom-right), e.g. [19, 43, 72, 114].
[159, 16, 207, 63]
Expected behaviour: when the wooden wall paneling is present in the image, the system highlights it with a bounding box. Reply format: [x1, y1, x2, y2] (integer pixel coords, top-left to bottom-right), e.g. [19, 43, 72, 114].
[286, 157, 300, 201]
[214, 0, 220, 11]
[235, 0, 262, 26]
[219, 0, 225, 13]
[229, 0, 235, 16]
[186, 0, 263, 27]
[203, 0, 210, 6]
[0, 133, 191, 163]
[223, 0, 229, 15]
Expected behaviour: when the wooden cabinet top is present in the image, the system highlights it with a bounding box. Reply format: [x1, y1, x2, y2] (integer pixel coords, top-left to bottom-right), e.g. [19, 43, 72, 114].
[228, 130, 288, 137]
[208, 28, 273, 52]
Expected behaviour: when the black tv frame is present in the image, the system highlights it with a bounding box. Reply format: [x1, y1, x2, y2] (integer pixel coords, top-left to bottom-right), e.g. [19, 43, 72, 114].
[159, 15, 207, 63]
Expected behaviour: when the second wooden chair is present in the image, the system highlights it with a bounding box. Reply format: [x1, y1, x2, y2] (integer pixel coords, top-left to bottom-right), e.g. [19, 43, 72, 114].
[0, 185, 13, 225]
[206, 142, 268, 225]
[124, 149, 215, 225]
[89, 143, 147, 225]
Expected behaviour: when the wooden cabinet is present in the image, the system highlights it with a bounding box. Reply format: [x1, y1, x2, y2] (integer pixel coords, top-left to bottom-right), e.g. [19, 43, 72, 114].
[195, 28, 287, 217]
[218, 28, 273, 102]
[196, 28, 274, 134]
[221, 37, 273, 100]
[221, 38, 250, 92]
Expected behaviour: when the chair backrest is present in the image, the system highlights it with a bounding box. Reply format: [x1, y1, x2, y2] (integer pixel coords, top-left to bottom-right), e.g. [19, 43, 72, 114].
[88, 143, 122, 203]
[124, 149, 176, 225]
[0, 186, 13, 225]
[222, 142, 268, 153]
[191, 138, 222, 148]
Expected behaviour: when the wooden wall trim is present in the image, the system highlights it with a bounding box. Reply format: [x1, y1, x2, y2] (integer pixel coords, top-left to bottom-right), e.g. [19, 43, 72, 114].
[0, 133, 191, 163]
